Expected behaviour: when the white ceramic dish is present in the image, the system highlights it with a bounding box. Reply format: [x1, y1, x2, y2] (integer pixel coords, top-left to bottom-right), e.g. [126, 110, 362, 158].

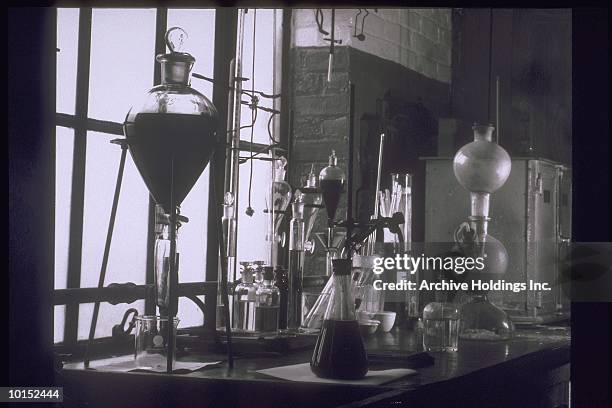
[374, 311, 396, 332]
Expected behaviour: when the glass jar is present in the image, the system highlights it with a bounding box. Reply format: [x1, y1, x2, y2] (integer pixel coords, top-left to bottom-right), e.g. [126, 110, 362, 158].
[422, 302, 460, 352]
[232, 268, 257, 334]
[255, 267, 281, 334]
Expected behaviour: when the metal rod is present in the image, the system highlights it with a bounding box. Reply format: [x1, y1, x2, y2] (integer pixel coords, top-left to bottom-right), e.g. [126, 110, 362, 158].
[166, 155, 176, 374]
[146, 7, 168, 317]
[224, 9, 247, 283]
[83, 142, 127, 368]
[270, 150, 276, 267]
[212, 155, 234, 368]
[346, 82, 355, 258]
[327, 9, 335, 82]
[496, 75, 500, 144]
[367, 132, 385, 254]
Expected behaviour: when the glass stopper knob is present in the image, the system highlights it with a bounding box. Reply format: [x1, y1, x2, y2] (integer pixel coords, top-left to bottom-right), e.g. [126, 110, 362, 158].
[166, 27, 188, 53]
[224, 191, 235, 206]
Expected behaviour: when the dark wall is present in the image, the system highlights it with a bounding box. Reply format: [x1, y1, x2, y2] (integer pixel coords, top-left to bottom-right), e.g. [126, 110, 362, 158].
[348, 47, 451, 243]
[9, 7, 56, 385]
[451, 9, 572, 164]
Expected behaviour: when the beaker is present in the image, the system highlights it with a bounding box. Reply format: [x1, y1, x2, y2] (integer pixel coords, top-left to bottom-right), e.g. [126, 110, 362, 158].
[422, 302, 459, 352]
[134, 315, 179, 371]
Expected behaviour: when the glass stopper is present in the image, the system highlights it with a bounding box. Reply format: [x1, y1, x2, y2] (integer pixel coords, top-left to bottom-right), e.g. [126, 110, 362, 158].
[224, 191, 235, 206]
[166, 27, 188, 53]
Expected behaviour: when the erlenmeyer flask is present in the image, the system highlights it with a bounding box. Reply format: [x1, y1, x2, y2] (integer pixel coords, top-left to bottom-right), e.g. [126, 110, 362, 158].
[311, 259, 368, 380]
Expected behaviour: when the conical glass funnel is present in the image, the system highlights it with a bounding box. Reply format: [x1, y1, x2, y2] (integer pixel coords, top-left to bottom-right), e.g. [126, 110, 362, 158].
[314, 230, 347, 277]
[319, 151, 346, 227]
[124, 27, 218, 212]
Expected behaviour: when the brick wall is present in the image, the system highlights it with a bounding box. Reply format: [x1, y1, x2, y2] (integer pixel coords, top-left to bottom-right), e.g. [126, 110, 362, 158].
[290, 47, 351, 277]
[292, 8, 452, 83]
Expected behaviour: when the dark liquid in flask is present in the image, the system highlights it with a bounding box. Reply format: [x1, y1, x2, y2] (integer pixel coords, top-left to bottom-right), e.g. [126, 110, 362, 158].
[124, 113, 218, 213]
[320, 179, 344, 224]
[310, 319, 368, 380]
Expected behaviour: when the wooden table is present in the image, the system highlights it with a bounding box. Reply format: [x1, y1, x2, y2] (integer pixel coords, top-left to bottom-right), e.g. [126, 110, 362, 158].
[60, 325, 570, 408]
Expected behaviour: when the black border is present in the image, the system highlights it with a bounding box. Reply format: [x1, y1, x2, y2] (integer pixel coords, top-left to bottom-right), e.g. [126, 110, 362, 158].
[7, 5, 611, 406]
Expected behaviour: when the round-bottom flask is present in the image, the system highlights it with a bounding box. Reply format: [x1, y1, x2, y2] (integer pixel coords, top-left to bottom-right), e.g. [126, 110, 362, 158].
[459, 295, 514, 341]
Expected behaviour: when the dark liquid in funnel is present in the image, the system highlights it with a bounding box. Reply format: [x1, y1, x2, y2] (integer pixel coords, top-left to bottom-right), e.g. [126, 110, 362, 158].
[124, 113, 218, 212]
[320, 180, 344, 224]
[310, 319, 368, 380]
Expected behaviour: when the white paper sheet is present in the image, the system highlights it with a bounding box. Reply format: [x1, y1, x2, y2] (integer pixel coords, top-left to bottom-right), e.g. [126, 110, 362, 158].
[91, 356, 222, 373]
[257, 362, 417, 385]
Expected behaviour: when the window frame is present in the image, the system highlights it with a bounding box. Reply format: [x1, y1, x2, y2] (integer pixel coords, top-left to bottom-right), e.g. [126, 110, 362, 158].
[54, 7, 290, 357]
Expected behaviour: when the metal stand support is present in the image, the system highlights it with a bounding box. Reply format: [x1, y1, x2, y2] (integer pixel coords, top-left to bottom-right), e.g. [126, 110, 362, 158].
[166, 155, 177, 373]
[212, 153, 234, 368]
[84, 139, 128, 368]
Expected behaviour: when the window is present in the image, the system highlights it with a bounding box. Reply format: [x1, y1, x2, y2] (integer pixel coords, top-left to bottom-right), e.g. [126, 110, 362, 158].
[55, 8, 284, 349]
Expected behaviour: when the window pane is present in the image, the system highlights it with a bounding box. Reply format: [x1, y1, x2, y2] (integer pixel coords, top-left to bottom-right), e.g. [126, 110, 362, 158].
[57, 8, 79, 115]
[78, 301, 144, 339]
[240, 9, 279, 144]
[80, 132, 149, 288]
[166, 9, 215, 283]
[54, 305, 65, 343]
[178, 296, 204, 328]
[236, 155, 272, 264]
[167, 9, 216, 98]
[88, 9, 156, 122]
[55, 127, 74, 289]
[178, 167, 209, 283]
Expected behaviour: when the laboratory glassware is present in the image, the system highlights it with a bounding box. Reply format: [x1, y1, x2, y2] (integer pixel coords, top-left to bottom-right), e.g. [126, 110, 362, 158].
[422, 302, 459, 352]
[311, 259, 368, 380]
[255, 267, 281, 334]
[134, 315, 179, 371]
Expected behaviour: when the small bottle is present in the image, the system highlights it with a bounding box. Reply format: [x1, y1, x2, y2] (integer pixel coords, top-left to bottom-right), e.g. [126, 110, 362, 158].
[232, 267, 257, 333]
[252, 261, 266, 288]
[311, 259, 368, 380]
[255, 267, 281, 334]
